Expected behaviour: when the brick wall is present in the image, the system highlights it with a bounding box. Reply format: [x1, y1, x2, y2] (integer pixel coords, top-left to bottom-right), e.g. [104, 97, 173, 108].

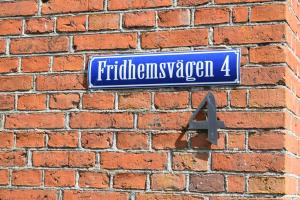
[0, 0, 299, 199]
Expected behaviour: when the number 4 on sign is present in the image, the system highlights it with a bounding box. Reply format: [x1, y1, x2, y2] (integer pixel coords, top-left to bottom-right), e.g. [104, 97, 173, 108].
[187, 92, 225, 145]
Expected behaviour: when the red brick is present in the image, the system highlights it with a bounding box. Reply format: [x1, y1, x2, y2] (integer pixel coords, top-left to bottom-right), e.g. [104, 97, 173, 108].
[81, 132, 113, 149]
[155, 92, 189, 109]
[241, 67, 286, 86]
[101, 152, 167, 170]
[173, 153, 208, 171]
[0, 190, 57, 200]
[83, 93, 114, 110]
[57, 15, 86, 32]
[152, 132, 188, 149]
[49, 93, 80, 110]
[74, 33, 137, 51]
[139, 112, 190, 130]
[141, 29, 208, 49]
[89, 14, 120, 30]
[53, 55, 83, 71]
[0, 0, 37, 17]
[195, 8, 230, 25]
[0, 132, 14, 148]
[11, 37, 69, 54]
[108, 0, 172, 10]
[250, 46, 286, 63]
[0, 95, 14, 110]
[0, 151, 26, 167]
[117, 132, 148, 150]
[190, 174, 224, 192]
[248, 132, 285, 150]
[36, 74, 85, 91]
[48, 131, 78, 148]
[79, 171, 109, 188]
[119, 92, 150, 109]
[227, 132, 245, 150]
[123, 11, 155, 28]
[0, 19, 22, 36]
[215, 0, 271, 4]
[136, 194, 204, 200]
[17, 94, 47, 111]
[230, 90, 247, 107]
[42, 0, 103, 14]
[251, 4, 286, 22]
[64, 191, 128, 200]
[114, 173, 147, 189]
[178, 0, 209, 5]
[0, 170, 9, 185]
[25, 18, 54, 34]
[70, 112, 133, 129]
[192, 90, 227, 108]
[214, 24, 285, 45]
[212, 153, 284, 172]
[151, 174, 185, 190]
[217, 112, 285, 128]
[249, 88, 286, 108]
[0, 39, 5, 54]
[0, 58, 18, 73]
[22, 56, 50, 72]
[33, 151, 95, 167]
[45, 170, 75, 187]
[191, 133, 225, 150]
[248, 176, 285, 194]
[5, 113, 64, 129]
[16, 132, 45, 148]
[232, 7, 248, 23]
[0, 75, 32, 91]
[227, 175, 245, 193]
[12, 170, 41, 186]
[158, 9, 190, 27]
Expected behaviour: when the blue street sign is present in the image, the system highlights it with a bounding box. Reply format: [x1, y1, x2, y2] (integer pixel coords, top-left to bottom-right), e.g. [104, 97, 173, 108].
[88, 49, 240, 89]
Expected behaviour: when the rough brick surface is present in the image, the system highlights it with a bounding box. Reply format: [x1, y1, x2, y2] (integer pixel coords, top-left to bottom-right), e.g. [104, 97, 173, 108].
[0, 0, 299, 199]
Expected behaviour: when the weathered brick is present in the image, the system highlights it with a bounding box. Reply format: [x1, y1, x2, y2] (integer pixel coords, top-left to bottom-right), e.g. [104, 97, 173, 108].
[0, 75, 32, 92]
[64, 191, 128, 200]
[81, 132, 113, 149]
[0, 95, 14, 110]
[152, 132, 188, 149]
[10, 37, 69, 54]
[101, 152, 167, 170]
[0, 132, 14, 148]
[16, 132, 45, 148]
[17, 94, 47, 111]
[49, 93, 80, 110]
[70, 112, 133, 129]
[0, 39, 5, 54]
[248, 132, 285, 150]
[192, 90, 227, 108]
[230, 90, 247, 107]
[0, 19, 22, 36]
[5, 113, 65, 129]
[26, 18, 54, 34]
[214, 24, 285, 44]
[195, 8, 230, 25]
[89, 14, 120, 30]
[191, 133, 226, 149]
[79, 171, 109, 188]
[114, 173, 147, 189]
[53, 55, 84, 71]
[119, 92, 150, 109]
[151, 174, 185, 190]
[227, 132, 245, 150]
[178, 0, 209, 5]
[83, 93, 114, 110]
[0, 151, 26, 167]
[45, 170, 76, 187]
[22, 56, 50, 72]
[0, 190, 57, 200]
[248, 176, 285, 194]
[57, 15, 86, 32]
[136, 194, 204, 200]
[251, 4, 286, 22]
[73, 33, 137, 51]
[190, 174, 225, 192]
[232, 7, 248, 23]
[42, 0, 103, 14]
[227, 175, 245, 193]
[0, 0, 37, 17]
[117, 132, 148, 150]
[158, 9, 190, 27]
[108, 0, 172, 10]
[0, 170, 9, 185]
[48, 131, 78, 148]
[123, 11, 155, 28]
[173, 153, 208, 171]
[12, 170, 42, 186]
[249, 88, 286, 108]
[250, 46, 286, 63]
[141, 29, 208, 49]
[212, 153, 285, 172]
[155, 92, 189, 109]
